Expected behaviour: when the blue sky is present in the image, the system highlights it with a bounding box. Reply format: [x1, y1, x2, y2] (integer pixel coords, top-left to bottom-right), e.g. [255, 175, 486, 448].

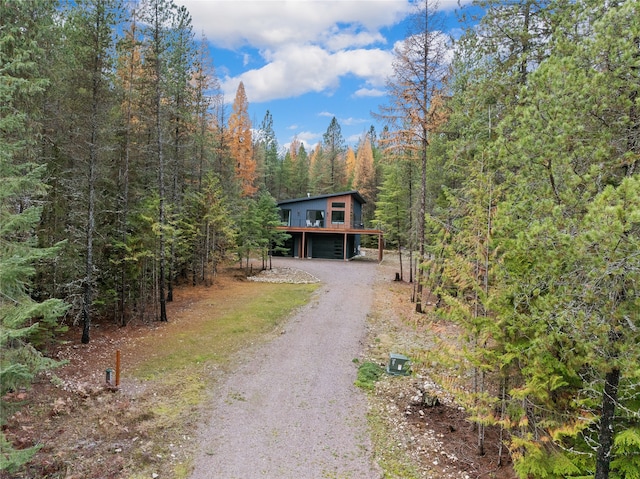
[174, 0, 473, 151]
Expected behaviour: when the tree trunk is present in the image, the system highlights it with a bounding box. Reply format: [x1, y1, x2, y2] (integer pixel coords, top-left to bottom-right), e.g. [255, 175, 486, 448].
[595, 367, 620, 479]
[118, 18, 135, 328]
[82, 9, 104, 344]
[396, 212, 404, 280]
[152, 2, 168, 322]
[407, 159, 414, 284]
[416, 131, 427, 314]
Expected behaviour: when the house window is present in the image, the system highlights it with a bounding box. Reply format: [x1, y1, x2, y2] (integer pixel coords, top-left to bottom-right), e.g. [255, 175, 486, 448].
[331, 201, 345, 224]
[331, 210, 345, 224]
[280, 209, 291, 226]
[306, 210, 324, 227]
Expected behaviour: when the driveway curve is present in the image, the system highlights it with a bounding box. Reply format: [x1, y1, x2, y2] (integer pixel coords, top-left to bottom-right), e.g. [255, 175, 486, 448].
[189, 257, 381, 479]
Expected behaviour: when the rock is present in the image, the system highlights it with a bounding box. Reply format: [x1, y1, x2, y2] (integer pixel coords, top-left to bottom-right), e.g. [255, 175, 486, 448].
[422, 393, 440, 407]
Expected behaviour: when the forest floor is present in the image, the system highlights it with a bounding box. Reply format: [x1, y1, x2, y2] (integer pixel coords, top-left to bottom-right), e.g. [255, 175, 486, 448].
[1, 252, 516, 479]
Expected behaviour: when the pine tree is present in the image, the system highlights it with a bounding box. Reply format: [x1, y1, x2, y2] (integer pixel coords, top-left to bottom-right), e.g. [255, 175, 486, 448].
[279, 149, 293, 200]
[0, 0, 69, 471]
[59, 0, 124, 343]
[289, 138, 309, 198]
[256, 110, 280, 195]
[164, 3, 196, 303]
[376, 0, 449, 312]
[481, 2, 640, 475]
[113, 13, 143, 326]
[138, 0, 184, 322]
[322, 117, 346, 191]
[255, 192, 290, 269]
[375, 161, 411, 280]
[235, 198, 260, 270]
[309, 143, 330, 195]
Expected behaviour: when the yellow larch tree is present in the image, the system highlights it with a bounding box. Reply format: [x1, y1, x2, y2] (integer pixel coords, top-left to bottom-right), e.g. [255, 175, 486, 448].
[228, 81, 256, 196]
[353, 133, 377, 221]
[344, 146, 356, 187]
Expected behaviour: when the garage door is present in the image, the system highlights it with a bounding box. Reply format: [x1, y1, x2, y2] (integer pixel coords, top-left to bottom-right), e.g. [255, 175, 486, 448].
[310, 234, 343, 259]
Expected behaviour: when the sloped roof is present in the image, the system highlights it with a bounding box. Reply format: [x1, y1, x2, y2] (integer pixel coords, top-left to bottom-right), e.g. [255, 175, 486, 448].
[277, 190, 366, 206]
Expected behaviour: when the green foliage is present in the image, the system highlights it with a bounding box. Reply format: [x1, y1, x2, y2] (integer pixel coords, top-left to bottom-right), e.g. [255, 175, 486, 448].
[611, 428, 640, 479]
[0, 432, 41, 475]
[413, 1, 640, 477]
[355, 361, 384, 391]
[0, 342, 64, 396]
[0, 0, 68, 370]
[235, 193, 289, 268]
[1, 0, 69, 471]
[375, 161, 411, 250]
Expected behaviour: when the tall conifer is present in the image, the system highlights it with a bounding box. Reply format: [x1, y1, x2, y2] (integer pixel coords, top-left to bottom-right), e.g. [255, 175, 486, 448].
[0, 0, 68, 470]
[229, 82, 256, 197]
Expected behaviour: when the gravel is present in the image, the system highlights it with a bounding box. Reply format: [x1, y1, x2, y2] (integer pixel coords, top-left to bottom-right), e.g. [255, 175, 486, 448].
[189, 257, 382, 479]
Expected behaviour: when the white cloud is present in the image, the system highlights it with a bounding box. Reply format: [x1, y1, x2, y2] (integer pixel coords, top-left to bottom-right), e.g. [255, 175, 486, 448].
[285, 130, 322, 151]
[177, 0, 472, 106]
[177, 0, 413, 50]
[323, 29, 386, 51]
[221, 44, 395, 103]
[178, 0, 410, 104]
[347, 132, 363, 144]
[353, 87, 386, 97]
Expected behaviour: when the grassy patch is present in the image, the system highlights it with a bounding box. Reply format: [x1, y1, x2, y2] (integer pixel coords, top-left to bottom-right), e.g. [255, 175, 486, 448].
[355, 361, 384, 390]
[123, 280, 317, 479]
[132, 282, 317, 379]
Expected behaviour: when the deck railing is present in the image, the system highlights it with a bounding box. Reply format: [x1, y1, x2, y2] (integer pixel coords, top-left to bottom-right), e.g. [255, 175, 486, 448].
[283, 219, 376, 230]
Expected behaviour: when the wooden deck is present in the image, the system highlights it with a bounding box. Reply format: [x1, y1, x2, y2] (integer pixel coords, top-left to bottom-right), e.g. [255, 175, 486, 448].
[276, 225, 384, 261]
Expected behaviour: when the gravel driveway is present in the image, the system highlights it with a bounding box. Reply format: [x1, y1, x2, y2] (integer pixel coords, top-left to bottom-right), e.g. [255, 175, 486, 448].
[189, 257, 382, 479]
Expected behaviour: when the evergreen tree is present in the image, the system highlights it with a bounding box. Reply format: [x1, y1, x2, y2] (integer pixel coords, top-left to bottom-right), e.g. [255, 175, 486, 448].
[400, 1, 640, 475]
[376, 0, 449, 312]
[322, 117, 346, 191]
[255, 192, 290, 269]
[199, 174, 236, 282]
[164, 3, 196, 302]
[488, 3, 640, 475]
[309, 143, 330, 195]
[61, 0, 124, 343]
[279, 149, 293, 200]
[375, 161, 411, 280]
[112, 11, 147, 325]
[289, 138, 309, 198]
[235, 197, 260, 270]
[138, 0, 184, 322]
[0, 0, 69, 471]
[256, 110, 280, 195]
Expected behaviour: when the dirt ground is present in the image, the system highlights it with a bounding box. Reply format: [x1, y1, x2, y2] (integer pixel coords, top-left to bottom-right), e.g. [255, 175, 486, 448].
[1, 253, 516, 479]
[367, 253, 515, 479]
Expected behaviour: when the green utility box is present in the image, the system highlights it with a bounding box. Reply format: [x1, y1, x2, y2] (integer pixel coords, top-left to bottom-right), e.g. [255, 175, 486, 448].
[386, 353, 411, 376]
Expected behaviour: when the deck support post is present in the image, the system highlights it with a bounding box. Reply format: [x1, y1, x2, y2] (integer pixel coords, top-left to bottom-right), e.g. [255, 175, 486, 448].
[343, 233, 348, 261]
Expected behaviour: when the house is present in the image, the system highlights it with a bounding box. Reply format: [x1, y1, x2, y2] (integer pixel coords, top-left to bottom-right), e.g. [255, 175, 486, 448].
[276, 191, 384, 261]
